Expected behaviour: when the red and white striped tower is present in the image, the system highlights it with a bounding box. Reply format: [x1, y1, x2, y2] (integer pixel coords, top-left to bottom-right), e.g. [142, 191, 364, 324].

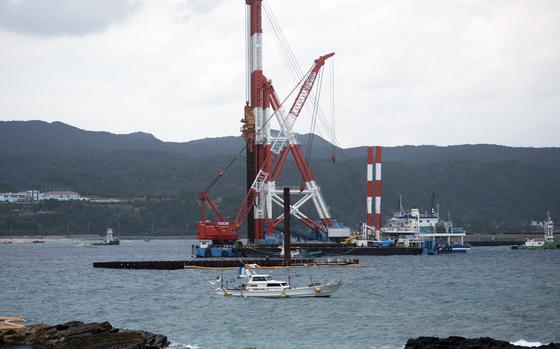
[366, 147, 374, 232]
[246, 0, 267, 241]
[243, 1, 333, 240]
[374, 146, 382, 240]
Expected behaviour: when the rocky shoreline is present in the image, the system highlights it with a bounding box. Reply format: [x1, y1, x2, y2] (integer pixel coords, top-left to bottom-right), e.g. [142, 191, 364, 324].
[0, 320, 169, 349]
[3, 325, 559, 349]
[406, 336, 560, 349]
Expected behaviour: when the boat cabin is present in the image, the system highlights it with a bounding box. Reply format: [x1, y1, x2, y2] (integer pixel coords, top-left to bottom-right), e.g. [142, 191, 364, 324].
[245, 273, 289, 290]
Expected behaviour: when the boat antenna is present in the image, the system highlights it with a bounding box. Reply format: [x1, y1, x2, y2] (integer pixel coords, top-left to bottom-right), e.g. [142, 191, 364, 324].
[431, 191, 436, 215]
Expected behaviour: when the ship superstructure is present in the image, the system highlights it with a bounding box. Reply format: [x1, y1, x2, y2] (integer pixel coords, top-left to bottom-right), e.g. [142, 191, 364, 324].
[544, 211, 555, 243]
[381, 195, 468, 253]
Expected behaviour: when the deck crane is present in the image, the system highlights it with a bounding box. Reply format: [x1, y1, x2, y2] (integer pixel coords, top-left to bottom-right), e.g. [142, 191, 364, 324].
[196, 52, 334, 243]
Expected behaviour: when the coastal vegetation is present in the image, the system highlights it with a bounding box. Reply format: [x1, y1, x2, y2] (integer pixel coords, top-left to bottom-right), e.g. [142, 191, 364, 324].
[0, 120, 558, 235]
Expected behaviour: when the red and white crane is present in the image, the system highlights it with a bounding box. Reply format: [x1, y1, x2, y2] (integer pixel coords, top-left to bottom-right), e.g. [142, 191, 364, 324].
[196, 46, 334, 243]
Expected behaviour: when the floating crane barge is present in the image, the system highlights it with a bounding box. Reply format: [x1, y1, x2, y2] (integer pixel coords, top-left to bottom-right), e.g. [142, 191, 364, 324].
[193, 1, 422, 257]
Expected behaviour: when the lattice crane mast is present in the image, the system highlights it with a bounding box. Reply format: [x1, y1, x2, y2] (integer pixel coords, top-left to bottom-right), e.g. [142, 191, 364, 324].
[197, 53, 334, 243]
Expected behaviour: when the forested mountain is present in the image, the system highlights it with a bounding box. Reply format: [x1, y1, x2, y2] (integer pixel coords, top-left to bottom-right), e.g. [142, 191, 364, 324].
[0, 120, 559, 235]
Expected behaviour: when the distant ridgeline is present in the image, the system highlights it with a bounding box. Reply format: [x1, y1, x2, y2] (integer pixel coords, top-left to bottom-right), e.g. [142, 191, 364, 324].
[0, 120, 559, 235]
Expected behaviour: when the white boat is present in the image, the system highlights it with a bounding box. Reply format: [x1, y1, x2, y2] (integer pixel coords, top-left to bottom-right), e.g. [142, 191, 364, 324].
[215, 266, 342, 298]
[524, 239, 545, 248]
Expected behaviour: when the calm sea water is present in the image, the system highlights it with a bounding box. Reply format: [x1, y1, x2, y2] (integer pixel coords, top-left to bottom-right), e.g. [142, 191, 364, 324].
[1, 240, 559, 348]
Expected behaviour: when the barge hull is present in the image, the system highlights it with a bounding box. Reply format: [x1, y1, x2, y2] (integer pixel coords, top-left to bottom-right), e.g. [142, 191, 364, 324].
[93, 258, 361, 270]
[240, 244, 422, 256]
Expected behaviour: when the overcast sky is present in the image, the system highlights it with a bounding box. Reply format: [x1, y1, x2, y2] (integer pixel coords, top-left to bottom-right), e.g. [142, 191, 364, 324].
[0, 0, 558, 147]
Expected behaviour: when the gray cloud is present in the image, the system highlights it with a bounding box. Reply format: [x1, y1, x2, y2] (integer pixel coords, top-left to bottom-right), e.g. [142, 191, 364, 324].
[0, 0, 558, 147]
[173, 0, 223, 22]
[0, 0, 141, 36]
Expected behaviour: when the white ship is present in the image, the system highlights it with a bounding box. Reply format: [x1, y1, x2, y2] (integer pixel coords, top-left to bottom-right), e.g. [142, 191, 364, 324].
[381, 194, 469, 254]
[519, 211, 555, 249]
[215, 266, 341, 298]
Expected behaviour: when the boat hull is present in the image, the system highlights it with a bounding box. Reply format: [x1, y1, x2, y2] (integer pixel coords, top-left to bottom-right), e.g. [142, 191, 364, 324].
[92, 240, 120, 246]
[239, 244, 422, 257]
[437, 246, 471, 253]
[218, 281, 342, 298]
[511, 241, 560, 250]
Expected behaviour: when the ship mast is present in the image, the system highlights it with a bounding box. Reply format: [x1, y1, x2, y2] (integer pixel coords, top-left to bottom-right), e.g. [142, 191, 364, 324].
[544, 211, 554, 243]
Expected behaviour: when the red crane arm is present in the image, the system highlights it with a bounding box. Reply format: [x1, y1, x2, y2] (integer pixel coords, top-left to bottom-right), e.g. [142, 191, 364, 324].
[233, 53, 334, 227]
[200, 191, 225, 221]
[198, 53, 335, 242]
[287, 52, 334, 119]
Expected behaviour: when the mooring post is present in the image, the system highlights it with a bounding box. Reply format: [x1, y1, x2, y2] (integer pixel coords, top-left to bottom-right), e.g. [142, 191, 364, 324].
[283, 187, 291, 266]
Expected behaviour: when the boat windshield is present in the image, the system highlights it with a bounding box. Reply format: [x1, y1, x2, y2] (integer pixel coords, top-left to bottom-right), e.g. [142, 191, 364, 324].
[251, 276, 270, 282]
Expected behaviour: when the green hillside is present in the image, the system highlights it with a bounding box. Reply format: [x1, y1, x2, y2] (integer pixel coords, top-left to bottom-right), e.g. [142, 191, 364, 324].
[0, 120, 558, 236]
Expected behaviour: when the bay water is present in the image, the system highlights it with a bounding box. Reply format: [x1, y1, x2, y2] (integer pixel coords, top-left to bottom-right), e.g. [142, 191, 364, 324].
[1, 240, 559, 348]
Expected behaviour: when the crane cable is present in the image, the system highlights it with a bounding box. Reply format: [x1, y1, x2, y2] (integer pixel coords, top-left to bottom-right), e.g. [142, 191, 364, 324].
[305, 67, 324, 166]
[263, 1, 364, 210]
[204, 146, 246, 193]
[203, 63, 314, 194]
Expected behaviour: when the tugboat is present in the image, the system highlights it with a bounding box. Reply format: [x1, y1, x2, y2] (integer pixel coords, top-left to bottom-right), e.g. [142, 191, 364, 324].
[215, 265, 342, 298]
[92, 228, 120, 246]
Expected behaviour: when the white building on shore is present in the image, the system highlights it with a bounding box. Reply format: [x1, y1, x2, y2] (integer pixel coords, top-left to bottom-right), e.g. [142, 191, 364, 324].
[0, 191, 32, 202]
[42, 191, 84, 201]
[0, 190, 87, 203]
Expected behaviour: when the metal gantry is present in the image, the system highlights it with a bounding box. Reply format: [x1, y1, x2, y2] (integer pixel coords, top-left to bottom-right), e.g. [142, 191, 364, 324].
[196, 0, 335, 243]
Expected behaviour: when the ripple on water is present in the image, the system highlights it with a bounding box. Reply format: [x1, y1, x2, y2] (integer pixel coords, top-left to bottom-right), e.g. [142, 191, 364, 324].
[1, 242, 559, 348]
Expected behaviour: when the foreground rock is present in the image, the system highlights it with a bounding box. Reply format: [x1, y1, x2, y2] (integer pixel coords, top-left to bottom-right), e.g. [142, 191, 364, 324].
[406, 336, 560, 349]
[0, 320, 169, 349]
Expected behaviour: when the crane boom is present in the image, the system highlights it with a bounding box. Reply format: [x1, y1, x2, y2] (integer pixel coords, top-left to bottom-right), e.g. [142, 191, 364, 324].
[235, 53, 334, 224]
[289, 53, 334, 118]
[271, 52, 334, 155]
[197, 53, 334, 242]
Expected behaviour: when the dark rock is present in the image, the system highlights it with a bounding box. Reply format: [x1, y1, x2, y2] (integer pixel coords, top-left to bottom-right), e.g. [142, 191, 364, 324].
[139, 330, 170, 349]
[55, 331, 147, 349]
[405, 336, 560, 349]
[59, 323, 106, 337]
[0, 320, 170, 349]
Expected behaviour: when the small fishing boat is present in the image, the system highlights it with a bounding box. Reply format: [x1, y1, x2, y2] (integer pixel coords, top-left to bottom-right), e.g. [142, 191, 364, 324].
[523, 239, 545, 248]
[215, 265, 342, 298]
[437, 244, 471, 253]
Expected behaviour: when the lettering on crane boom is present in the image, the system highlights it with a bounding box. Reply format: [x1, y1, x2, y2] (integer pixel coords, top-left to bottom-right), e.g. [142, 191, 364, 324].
[291, 71, 316, 116]
[251, 170, 269, 192]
